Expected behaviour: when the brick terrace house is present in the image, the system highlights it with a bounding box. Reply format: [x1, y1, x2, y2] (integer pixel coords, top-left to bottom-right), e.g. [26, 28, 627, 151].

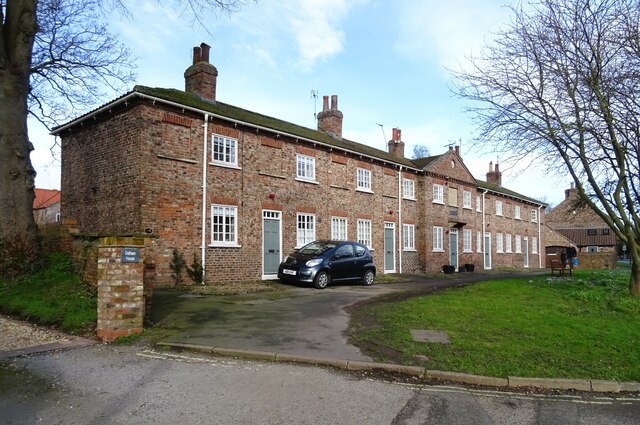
[546, 184, 618, 253]
[52, 43, 547, 286]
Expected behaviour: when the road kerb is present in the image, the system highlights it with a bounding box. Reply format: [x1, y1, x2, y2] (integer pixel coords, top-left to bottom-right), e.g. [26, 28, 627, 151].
[427, 370, 508, 387]
[274, 353, 349, 369]
[590, 380, 620, 393]
[347, 360, 425, 378]
[620, 382, 640, 392]
[209, 347, 277, 361]
[156, 342, 214, 354]
[508, 376, 591, 391]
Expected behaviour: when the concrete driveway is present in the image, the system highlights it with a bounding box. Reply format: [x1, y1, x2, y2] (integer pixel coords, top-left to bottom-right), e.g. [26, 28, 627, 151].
[151, 272, 523, 361]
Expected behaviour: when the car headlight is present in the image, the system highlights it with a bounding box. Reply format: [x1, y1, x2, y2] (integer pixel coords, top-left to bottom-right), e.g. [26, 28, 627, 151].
[305, 258, 323, 267]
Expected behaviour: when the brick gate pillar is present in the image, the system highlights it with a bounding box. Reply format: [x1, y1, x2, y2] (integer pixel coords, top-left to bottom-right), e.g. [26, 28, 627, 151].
[96, 237, 147, 342]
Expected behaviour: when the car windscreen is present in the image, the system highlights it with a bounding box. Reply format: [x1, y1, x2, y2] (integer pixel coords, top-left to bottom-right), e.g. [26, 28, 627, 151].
[298, 241, 337, 255]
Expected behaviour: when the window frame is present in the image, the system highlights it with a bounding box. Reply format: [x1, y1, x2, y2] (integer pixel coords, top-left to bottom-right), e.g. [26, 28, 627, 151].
[331, 217, 348, 241]
[515, 234, 522, 253]
[211, 134, 238, 167]
[476, 231, 482, 253]
[514, 206, 521, 220]
[463, 191, 472, 209]
[495, 200, 503, 216]
[210, 204, 239, 247]
[433, 226, 444, 252]
[532, 236, 538, 254]
[296, 213, 316, 248]
[433, 184, 444, 204]
[505, 233, 512, 253]
[496, 233, 504, 253]
[531, 208, 538, 223]
[463, 229, 472, 253]
[356, 168, 372, 192]
[296, 154, 316, 182]
[403, 224, 416, 251]
[402, 178, 415, 200]
[357, 219, 372, 248]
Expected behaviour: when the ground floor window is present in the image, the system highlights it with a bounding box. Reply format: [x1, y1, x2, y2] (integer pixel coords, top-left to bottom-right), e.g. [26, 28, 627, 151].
[357, 219, 372, 248]
[297, 213, 315, 247]
[476, 231, 482, 253]
[331, 217, 348, 241]
[532, 236, 538, 254]
[211, 204, 237, 246]
[433, 226, 444, 252]
[463, 229, 472, 252]
[496, 233, 504, 253]
[515, 235, 522, 253]
[403, 224, 415, 250]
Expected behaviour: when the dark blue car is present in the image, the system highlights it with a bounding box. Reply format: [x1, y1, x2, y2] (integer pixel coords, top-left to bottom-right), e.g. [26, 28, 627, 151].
[278, 240, 376, 289]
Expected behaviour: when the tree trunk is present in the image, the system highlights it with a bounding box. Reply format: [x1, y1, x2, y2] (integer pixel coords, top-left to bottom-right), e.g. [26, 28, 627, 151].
[0, 0, 40, 274]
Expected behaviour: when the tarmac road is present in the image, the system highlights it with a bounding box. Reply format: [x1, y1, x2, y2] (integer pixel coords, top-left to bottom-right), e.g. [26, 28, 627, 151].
[1, 345, 639, 425]
[152, 274, 480, 361]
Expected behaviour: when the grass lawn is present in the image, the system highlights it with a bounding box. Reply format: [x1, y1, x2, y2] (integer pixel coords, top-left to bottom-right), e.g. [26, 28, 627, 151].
[348, 268, 640, 381]
[0, 253, 96, 334]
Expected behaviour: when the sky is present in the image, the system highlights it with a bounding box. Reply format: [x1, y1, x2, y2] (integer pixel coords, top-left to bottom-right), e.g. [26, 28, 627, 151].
[30, 0, 573, 206]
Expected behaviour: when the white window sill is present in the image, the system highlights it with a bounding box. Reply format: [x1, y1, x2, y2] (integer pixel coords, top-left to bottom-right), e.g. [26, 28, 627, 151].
[295, 177, 319, 185]
[356, 188, 373, 194]
[462, 250, 473, 253]
[433, 249, 445, 253]
[433, 201, 444, 205]
[210, 162, 241, 170]
[209, 244, 242, 248]
[463, 206, 472, 210]
[402, 196, 416, 201]
[403, 248, 417, 252]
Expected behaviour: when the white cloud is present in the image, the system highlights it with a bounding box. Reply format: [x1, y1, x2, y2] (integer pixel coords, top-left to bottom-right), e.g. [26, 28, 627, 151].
[393, 0, 513, 72]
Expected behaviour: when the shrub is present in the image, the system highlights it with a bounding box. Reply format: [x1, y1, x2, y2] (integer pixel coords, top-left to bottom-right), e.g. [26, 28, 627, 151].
[186, 253, 204, 285]
[169, 248, 186, 285]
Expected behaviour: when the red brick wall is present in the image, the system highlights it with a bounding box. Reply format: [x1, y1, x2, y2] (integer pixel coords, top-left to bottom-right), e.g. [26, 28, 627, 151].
[61, 101, 544, 285]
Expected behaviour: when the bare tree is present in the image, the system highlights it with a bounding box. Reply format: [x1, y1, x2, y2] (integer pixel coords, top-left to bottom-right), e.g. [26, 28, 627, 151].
[412, 144, 431, 159]
[0, 0, 247, 276]
[452, 0, 640, 294]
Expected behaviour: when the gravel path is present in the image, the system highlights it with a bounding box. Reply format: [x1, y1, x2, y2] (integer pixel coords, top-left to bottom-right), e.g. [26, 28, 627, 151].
[0, 314, 73, 352]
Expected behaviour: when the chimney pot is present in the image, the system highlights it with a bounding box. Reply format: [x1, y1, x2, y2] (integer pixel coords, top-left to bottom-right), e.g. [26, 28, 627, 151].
[193, 47, 201, 64]
[331, 95, 338, 110]
[454, 145, 460, 157]
[489, 161, 493, 172]
[200, 42, 211, 63]
[322, 96, 329, 112]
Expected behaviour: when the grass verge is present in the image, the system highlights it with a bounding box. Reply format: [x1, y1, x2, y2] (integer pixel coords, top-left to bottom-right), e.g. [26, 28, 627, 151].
[0, 253, 96, 335]
[348, 268, 640, 381]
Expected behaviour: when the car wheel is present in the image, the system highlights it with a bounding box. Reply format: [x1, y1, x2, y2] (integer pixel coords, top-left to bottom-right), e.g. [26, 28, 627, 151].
[363, 269, 375, 286]
[314, 271, 330, 289]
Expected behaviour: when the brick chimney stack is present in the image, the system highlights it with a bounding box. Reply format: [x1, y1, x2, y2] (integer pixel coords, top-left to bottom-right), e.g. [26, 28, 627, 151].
[486, 161, 502, 186]
[317, 95, 343, 138]
[565, 182, 576, 199]
[184, 42, 218, 102]
[387, 127, 405, 158]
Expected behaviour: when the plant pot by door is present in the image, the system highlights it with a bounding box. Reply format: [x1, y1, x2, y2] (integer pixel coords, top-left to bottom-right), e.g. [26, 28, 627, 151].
[442, 265, 455, 274]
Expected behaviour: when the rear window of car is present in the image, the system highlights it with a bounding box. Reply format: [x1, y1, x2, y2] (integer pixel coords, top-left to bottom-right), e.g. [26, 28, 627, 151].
[354, 245, 366, 257]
